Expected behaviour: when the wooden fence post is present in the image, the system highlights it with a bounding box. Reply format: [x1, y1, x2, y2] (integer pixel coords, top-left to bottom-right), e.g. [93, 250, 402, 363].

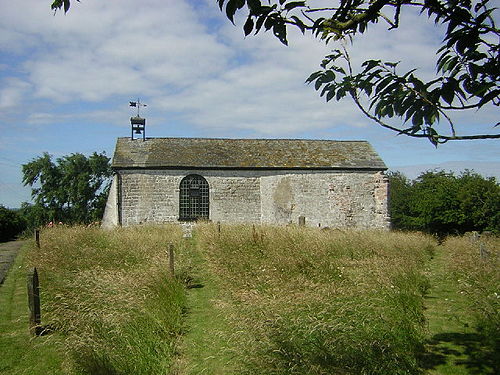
[27, 268, 42, 336]
[35, 229, 40, 249]
[168, 243, 175, 276]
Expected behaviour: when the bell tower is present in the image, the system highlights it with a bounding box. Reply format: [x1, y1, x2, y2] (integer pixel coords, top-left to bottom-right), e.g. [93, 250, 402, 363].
[129, 99, 147, 141]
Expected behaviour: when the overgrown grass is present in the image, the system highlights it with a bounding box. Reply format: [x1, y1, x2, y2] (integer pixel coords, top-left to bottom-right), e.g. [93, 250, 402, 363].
[194, 224, 436, 375]
[27, 225, 187, 375]
[12, 224, 470, 374]
[0, 244, 65, 375]
[444, 235, 499, 373]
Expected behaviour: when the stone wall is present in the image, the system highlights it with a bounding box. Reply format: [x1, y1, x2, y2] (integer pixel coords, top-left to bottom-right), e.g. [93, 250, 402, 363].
[117, 170, 262, 227]
[103, 168, 390, 229]
[101, 175, 119, 229]
[260, 170, 390, 228]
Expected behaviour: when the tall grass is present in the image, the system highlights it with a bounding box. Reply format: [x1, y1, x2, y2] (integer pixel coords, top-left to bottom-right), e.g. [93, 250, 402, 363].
[445, 235, 499, 371]
[195, 224, 435, 375]
[27, 225, 187, 375]
[26, 224, 439, 374]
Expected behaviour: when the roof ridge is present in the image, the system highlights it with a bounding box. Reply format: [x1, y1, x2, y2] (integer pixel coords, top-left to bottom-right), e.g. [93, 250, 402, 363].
[117, 137, 368, 143]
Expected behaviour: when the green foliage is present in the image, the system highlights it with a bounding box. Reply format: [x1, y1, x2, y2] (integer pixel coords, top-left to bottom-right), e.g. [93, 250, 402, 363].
[217, 0, 499, 144]
[21, 152, 112, 227]
[389, 170, 500, 235]
[50, 0, 76, 13]
[0, 205, 27, 242]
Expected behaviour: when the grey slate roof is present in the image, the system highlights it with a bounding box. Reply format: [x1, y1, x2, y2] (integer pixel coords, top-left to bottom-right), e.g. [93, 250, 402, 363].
[111, 137, 387, 170]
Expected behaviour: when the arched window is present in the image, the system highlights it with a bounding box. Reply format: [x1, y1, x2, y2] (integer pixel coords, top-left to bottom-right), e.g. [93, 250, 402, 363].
[179, 174, 209, 221]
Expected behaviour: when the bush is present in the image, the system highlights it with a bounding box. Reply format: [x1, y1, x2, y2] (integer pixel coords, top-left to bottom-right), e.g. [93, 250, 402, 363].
[0, 205, 26, 242]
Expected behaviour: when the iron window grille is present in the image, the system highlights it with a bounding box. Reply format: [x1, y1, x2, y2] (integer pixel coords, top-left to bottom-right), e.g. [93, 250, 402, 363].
[179, 174, 209, 221]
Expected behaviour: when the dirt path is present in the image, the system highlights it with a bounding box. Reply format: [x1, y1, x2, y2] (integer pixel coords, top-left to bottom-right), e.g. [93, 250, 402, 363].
[421, 246, 493, 374]
[0, 240, 26, 285]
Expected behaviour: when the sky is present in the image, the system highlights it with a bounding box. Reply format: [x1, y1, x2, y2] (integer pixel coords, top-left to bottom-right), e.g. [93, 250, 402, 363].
[0, 0, 498, 208]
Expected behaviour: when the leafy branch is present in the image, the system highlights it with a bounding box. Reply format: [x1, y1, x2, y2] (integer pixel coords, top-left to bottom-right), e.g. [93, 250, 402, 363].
[218, 0, 499, 144]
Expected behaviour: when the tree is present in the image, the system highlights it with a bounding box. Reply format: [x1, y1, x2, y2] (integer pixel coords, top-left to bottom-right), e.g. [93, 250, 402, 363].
[0, 206, 27, 242]
[456, 170, 500, 231]
[22, 152, 112, 227]
[388, 170, 500, 235]
[411, 170, 463, 234]
[50, 1, 499, 145]
[387, 171, 415, 229]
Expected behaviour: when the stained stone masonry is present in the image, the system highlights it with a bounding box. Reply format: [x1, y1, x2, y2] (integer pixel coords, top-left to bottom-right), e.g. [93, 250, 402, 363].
[102, 138, 390, 229]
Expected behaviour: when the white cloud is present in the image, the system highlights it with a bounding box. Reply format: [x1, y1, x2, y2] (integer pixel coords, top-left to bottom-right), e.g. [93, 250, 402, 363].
[0, 78, 31, 110]
[2, 0, 233, 103]
[0, 0, 471, 134]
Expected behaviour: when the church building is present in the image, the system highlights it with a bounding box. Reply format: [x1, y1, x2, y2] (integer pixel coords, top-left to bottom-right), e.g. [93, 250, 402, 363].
[102, 132, 390, 229]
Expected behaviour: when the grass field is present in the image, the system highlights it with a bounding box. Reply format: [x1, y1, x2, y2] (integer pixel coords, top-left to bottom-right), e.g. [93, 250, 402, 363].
[0, 224, 498, 374]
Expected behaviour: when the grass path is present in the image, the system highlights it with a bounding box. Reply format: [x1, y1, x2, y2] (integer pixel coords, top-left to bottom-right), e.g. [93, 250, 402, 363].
[173, 240, 237, 375]
[421, 245, 494, 375]
[0, 244, 64, 375]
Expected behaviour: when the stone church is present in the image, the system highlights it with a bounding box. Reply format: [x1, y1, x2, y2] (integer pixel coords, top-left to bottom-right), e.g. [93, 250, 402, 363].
[102, 136, 390, 229]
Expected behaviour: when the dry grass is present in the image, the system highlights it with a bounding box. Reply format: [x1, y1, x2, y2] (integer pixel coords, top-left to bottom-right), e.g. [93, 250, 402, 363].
[27, 224, 187, 375]
[22, 224, 445, 374]
[194, 224, 435, 375]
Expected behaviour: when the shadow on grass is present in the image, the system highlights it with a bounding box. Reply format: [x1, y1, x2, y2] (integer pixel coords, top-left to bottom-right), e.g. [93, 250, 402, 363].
[418, 332, 498, 375]
[187, 282, 205, 289]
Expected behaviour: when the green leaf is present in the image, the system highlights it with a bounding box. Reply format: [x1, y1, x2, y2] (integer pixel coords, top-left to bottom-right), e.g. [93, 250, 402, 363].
[426, 128, 439, 147]
[273, 21, 288, 45]
[255, 14, 266, 33]
[290, 16, 306, 33]
[412, 111, 423, 127]
[225, 0, 238, 23]
[404, 106, 416, 123]
[361, 59, 381, 73]
[244, 17, 254, 36]
[321, 70, 336, 83]
[284, 1, 306, 11]
[326, 89, 336, 102]
[441, 81, 455, 105]
[320, 84, 332, 97]
[478, 89, 500, 108]
[314, 78, 323, 90]
[375, 76, 395, 94]
[247, 0, 262, 13]
[264, 15, 275, 31]
[305, 71, 322, 84]
[336, 87, 347, 100]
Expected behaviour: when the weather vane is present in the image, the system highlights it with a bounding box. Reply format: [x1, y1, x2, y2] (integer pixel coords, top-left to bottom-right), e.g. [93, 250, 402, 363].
[129, 98, 147, 117]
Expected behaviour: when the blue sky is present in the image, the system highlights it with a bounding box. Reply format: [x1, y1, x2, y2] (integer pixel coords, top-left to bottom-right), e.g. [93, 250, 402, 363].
[0, 0, 498, 208]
